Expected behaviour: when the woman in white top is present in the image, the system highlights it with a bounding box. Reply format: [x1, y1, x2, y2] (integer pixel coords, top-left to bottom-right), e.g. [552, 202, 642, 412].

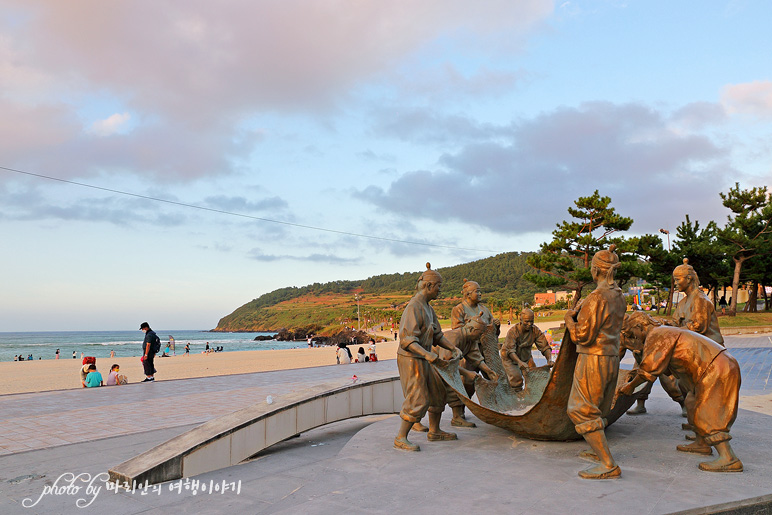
[337, 345, 350, 364]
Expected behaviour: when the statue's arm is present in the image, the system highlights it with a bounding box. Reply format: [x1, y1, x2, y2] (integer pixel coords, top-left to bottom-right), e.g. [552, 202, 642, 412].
[400, 304, 440, 362]
[534, 331, 553, 363]
[567, 295, 602, 346]
[685, 298, 711, 334]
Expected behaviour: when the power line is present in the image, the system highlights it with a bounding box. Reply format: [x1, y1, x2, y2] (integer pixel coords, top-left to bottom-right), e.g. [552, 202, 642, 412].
[0, 165, 500, 253]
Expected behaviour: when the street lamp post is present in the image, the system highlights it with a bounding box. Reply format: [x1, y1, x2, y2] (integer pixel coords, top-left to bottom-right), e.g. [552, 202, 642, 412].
[660, 228, 674, 316]
[354, 294, 361, 331]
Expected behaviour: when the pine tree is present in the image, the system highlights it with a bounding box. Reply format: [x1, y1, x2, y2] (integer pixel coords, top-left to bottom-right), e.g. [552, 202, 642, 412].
[717, 183, 772, 315]
[525, 191, 633, 308]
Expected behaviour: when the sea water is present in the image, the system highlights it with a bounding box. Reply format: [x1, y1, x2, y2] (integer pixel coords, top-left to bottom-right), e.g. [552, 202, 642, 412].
[0, 330, 283, 362]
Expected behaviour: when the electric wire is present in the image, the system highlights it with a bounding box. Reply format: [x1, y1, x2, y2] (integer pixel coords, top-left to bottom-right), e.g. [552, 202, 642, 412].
[0, 165, 499, 253]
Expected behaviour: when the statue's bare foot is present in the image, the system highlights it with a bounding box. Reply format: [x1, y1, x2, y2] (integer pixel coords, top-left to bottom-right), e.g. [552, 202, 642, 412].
[677, 442, 713, 455]
[681, 423, 693, 431]
[451, 417, 476, 428]
[427, 430, 458, 441]
[698, 456, 743, 473]
[578, 464, 621, 479]
[626, 404, 647, 415]
[579, 450, 600, 462]
[685, 433, 696, 441]
[412, 422, 429, 432]
[393, 437, 420, 452]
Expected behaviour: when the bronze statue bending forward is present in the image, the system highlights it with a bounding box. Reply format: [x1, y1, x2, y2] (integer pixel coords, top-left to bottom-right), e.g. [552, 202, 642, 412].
[564, 245, 626, 479]
[434, 314, 499, 427]
[619, 312, 742, 472]
[394, 263, 462, 452]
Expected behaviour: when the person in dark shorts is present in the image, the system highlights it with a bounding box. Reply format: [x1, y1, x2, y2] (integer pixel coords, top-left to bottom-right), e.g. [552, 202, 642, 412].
[140, 322, 158, 382]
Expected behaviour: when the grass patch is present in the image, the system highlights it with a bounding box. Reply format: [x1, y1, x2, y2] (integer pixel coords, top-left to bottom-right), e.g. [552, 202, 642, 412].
[717, 310, 772, 328]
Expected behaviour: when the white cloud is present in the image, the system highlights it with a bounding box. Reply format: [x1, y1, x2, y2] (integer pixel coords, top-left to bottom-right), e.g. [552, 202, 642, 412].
[87, 112, 131, 136]
[721, 80, 772, 117]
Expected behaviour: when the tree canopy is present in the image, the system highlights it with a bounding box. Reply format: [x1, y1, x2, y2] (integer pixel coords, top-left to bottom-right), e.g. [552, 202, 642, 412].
[524, 190, 634, 307]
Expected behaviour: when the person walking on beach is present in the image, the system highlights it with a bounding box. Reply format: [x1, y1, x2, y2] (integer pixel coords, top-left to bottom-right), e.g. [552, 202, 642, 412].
[72, 351, 76, 359]
[55, 349, 60, 360]
[110, 349, 115, 358]
[140, 322, 159, 382]
[184, 343, 190, 356]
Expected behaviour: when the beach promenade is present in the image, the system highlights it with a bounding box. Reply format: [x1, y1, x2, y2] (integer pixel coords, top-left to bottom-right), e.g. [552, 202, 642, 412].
[1, 335, 771, 513]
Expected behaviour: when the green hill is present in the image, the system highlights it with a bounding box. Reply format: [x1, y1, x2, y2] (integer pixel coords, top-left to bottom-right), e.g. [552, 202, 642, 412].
[213, 251, 539, 332]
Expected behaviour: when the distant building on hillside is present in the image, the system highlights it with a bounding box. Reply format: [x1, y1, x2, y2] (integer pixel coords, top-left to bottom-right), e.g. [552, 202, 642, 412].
[534, 290, 571, 307]
[534, 290, 556, 306]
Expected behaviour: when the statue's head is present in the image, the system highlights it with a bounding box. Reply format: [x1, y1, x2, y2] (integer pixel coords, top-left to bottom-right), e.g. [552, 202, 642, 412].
[465, 311, 487, 339]
[620, 311, 661, 353]
[673, 258, 699, 292]
[591, 244, 620, 285]
[520, 308, 535, 329]
[417, 262, 443, 298]
[462, 279, 481, 303]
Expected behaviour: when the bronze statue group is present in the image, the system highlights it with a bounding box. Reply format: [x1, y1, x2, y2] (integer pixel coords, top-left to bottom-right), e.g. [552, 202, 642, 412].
[394, 251, 742, 479]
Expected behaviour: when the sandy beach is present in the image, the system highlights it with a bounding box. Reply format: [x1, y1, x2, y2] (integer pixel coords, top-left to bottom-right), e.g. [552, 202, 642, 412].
[0, 322, 557, 396]
[0, 341, 400, 396]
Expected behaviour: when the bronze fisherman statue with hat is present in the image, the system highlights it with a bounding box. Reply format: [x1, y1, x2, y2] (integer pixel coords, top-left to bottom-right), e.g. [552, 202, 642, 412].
[564, 244, 626, 479]
[394, 263, 462, 451]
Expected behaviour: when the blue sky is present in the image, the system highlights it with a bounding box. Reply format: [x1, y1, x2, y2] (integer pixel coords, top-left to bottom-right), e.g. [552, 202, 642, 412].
[1, 0, 770, 331]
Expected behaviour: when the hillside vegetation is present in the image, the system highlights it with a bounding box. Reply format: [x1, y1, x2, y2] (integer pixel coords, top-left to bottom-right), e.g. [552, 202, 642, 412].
[214, 252, 539, 332]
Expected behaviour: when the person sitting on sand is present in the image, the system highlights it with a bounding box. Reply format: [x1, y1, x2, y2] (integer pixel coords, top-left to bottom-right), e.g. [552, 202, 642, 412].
[357, 347, 367, 363]
[106, 364, 122, 386]
[337, 343, 350, 364]
[80, 363, 91, 387]
[83, 364, 103, 387]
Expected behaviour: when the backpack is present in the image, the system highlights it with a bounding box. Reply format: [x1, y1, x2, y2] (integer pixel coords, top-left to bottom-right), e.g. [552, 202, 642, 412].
[152, 334, 162, 354]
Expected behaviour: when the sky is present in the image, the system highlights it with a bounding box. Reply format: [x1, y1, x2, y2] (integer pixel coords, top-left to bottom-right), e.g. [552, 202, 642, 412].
[1, 0, 771, 331]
